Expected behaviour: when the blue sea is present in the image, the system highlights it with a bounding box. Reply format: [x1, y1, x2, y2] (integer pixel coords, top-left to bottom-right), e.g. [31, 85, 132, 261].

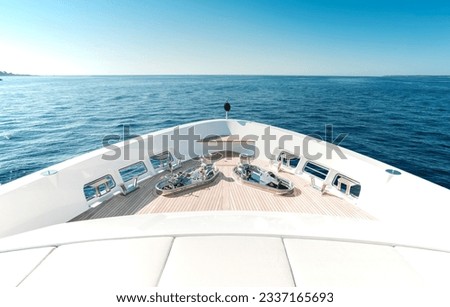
[0, 76, 449, 189]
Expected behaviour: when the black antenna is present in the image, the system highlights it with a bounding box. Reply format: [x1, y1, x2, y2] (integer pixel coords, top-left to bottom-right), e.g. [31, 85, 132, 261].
[224, 100, 231, 119]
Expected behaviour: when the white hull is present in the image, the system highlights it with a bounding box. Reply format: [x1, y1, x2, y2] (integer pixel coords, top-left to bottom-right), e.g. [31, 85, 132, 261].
[0, 119, 449, 288]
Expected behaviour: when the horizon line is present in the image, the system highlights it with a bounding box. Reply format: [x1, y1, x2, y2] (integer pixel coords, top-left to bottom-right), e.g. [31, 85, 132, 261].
[3, 73, 450, 78]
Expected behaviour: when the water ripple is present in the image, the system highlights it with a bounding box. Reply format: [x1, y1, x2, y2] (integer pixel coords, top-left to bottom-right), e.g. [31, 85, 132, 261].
[0, 76, 449, 188]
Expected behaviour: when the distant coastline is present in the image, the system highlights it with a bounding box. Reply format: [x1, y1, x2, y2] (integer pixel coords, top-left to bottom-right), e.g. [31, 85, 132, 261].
[0, 72, 449, 77]
[0, 70, 30, 76]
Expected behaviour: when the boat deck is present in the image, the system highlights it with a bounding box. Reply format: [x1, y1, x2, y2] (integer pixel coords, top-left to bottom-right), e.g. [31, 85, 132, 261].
[71, 152, 374, 222]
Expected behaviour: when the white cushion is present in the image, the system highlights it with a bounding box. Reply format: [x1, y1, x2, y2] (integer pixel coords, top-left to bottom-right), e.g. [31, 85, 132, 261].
[284, 239, 422, 287]
[158, 236, 294, 286]
[0, 247, 54, 287]
[20, 237, 173, 287]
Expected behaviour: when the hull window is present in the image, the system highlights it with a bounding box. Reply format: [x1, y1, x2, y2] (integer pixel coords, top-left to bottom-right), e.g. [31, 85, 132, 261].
[303, 162, 329, 180]
[276, 151, 301, 169]
[150, 151, 174, 171]
[333, 174, 361, 198]
[83, 175, 116, 201]
[119, 161, 147, 183]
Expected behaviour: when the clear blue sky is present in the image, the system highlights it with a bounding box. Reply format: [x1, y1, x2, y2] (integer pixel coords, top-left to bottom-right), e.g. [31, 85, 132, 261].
[1, 0, 449, 75]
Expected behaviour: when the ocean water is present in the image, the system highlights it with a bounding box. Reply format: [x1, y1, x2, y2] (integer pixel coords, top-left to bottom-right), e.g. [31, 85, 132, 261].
[0, 76, 449, 189]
